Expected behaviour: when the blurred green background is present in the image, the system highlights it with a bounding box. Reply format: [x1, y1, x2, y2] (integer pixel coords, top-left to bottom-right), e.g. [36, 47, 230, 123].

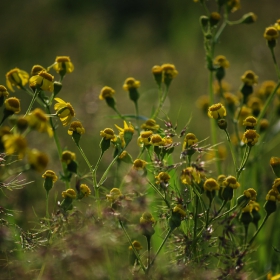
[1, 0, 280, 233]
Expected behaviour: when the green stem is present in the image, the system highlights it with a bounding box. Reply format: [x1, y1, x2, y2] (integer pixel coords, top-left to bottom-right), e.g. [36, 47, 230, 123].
[152, 85, 169, 119]
[147, 179, 171, 208]
[237, 146, 252, 181]
[113, 107, 125, 120]
[224, 129, 237, 174]
[270, 47, 280, 79]
[24, 89, 40, 116]
[119, 220, 146, 273]
[146, 236, 151, 267]
[46, 192, 50, 225]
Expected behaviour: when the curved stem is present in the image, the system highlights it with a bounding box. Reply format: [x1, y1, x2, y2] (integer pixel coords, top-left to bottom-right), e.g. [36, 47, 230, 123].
[24, 89, 40, 116]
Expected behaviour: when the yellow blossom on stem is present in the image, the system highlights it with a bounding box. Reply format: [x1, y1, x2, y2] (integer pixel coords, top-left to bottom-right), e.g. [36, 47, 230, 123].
[0, 85, 9, 100]
[99, 86, 115, 100]
[183, 133, 198, 149]
[61, 150, 76, 164]
[227, 0, 240, 13]
[270, 157, 280, 178]
[53, 56, 74, 77]
[62, 188, 77, 199]
[6, 68, 29, 92]
[2, 134, 27, 159]
[181, 167, 201, 185]
[123, 77, 140, 91]
[161, 63, 178, 86]
[129, 241, 142, 251]
[223, 176, 240, 189]
[137, 130, 153, 146]
[79, 184, 91, 197]
[155, 172, 171, 184]
[140, 212, 155, 225]
[242, 129, 259, 146]
[54, 97, 75, 126]
[272, 178, 280, 193]
[31, 65, 46, 76]
[29, 71, 54, 92]
[68, 121, 85, 135]
[274, 19, 280, 30]
[204, 178, 219, 192]
[243, 188, 257, 201]
[208, 103, 226, 119]
[4, 97, 21, 114]
[115, 121, 134, 145]
[141, 119, 160, 131]
[42, 170, 58, 182]
[241, 70, 258, 86]
[133, 159, 147, 170]
[28, 149, 49, 172]
[26, 108, 53, 137]
[152, 65, 163, 86]
[266, 189, 280, 202]
[100, 128, 116, 140]
[173, 204, 186, 217]
[106, 188, 123, 202]
[213, 55, 230, 68]
[243, 116, 257, 128]
[150, 134, 164, 146]
[264, 27, 279, 41]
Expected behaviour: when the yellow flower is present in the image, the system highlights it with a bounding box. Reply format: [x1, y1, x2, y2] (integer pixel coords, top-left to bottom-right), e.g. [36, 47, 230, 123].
[209, 12, 221, 26]
[243, 188, 257, 201]
[6, 68, 29, 92]
[29, 71, 54, 92]
[42, 170, 58, 182]
[2, 134, 27, 159]
[150, 134, 164, 146]
[123, 77, 140, 91]
[115, 121, 134, 144]
[203, 178, 219, 192]
[140, 212, 155, 225]
[183, 133, 198, 149]
[79, 184, 91, 197]
[133, 159, 147, 170]
[99, 86, 115, 100]
[62, 188, 77, 199]
[208, 103, 226, 119]
[137, 130, 153, 146]
[243, 116, 257, 128]
[54, 97, 75, 126]
[258, 80, 276, 98]
[53, 56, 74, 74]
[223, 92, 239, 107]
[241, 70, 258, 86]
[31, 65, 46, 76]
[242, 201, 254, 213]
[26, 108, 53, 137]
[272, 178, 280, 192]
[161, 63, 178, 85]
[61, 150, 76, 164]
[141, 119, 160, 131]
[100, 128, 116, 140]
[4, 97, 21, 114]
[28, 149, 49, 172]
[227, 0, 241, 13]
[237, 106, 252, 125]
[0, 85, 9, 98]
[223, 176, 240, 189]
[106, 188, 123, 202]
[68, 121, 85, 135]
[129, 241, 142, 251]
[173, 204, 186, 217]
[266, 189, 280, 202]
[264, 27, 279, 41]
[242, 129, 259, 146]
[275, 19, 280, 31]
[155, 172, 171, 184]
[247, 97, 263, 116]
[181, 167, 201, 185]
[213, 55, 230, 68]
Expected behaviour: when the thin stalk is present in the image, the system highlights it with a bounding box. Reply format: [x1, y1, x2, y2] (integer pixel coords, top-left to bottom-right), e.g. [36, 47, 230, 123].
[152, 85, 169, 120]
[237, 146, 252, 181]
[224, 129, 237, 174]
[146, 236, 151, 267]
[147, 179, 171, 209]
[24, 89, 40, 116]
[45, 192, 50, 226]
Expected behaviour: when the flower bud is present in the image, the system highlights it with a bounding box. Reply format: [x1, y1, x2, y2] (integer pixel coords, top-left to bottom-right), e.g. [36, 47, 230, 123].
[241, 12, 257, 24]
[270, 157, 280, 177]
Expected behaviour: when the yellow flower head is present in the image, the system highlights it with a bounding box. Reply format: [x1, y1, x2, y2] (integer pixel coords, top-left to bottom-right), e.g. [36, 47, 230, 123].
[242, 129, 259, 146]
[241, 70, 258, 86]
[208, 103, 226, 119]
[266, 189, 280, 202]
[28, 149, 49, 172]
[258, 80, 276, 98]
[209, 12, 221, 26]
[42, 170, 58, 182]
[53, 56, 74, 74]
[26, 108, 53, 137]
[140, 212, 155, 225]
[223, 176, 240, 189]
[181, 167, 201, 185]
[100, 128, 116, 140]
[243, 116, 257, 128]
[62, 188, 77, 199]
[129, 240, 142, 251]
[123, 77, 140, 91]
[4, 97, 21, 114]
[224, 92, 239, 107]
[99, 86, 115, 100]
[6, 68, 29, 92]
[173, 204, 186, 217]
[152, 65, 163, 75]
[61, 150, 76, 164]
[29, 71, 54, 92]
[133, 159, 147, 170]
[0, 85, 9, 98]
[155, 172, 171, 184]
[204, 178, 220, 192]
[2, 134, 27, 159]
[106, 188, 123, 202]
[213, 55, 230, 68]
[54, 98, 75, 126]
[79, 184, 91, 197]
[141, 119, 160, 131]
[242, 201, 254, 213]
[227, 0, 241, 13]
[183, 133, 198, 149]
[115, 121, 135, 135]
[237, 106, 252, 125]
[137, 130, 153, 146]
[31, 65, 46, 76]
[68, 121, 85, 136]
[272, 178, 280, 192]
[161, 63, 178, 85]
[275, 19, 280, 31]
[247, 97, 263, 115]
[243, 188, 257, 201]
[264, 27, 279, 41]
[150, 134, 164, 146]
